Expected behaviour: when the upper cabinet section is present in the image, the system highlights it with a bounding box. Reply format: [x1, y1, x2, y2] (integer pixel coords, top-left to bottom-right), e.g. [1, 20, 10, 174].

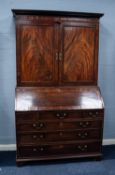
[12, 10, 103, 86]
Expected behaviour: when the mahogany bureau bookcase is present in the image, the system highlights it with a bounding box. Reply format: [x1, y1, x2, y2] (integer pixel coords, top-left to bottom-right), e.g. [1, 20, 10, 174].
[12, 9, 104, 165]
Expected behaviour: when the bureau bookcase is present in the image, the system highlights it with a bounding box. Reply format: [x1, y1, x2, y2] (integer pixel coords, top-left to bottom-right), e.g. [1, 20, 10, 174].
[12, 10, 104, 165]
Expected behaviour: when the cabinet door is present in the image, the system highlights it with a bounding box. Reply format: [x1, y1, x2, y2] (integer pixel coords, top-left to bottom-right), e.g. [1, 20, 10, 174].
[59, 19, 98, 85]
[16, 17, 58, 86]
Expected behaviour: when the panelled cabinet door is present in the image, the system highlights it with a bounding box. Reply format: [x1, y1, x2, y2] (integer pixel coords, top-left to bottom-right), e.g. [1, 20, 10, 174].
[16, 16, 58, 86]
[59, 19, 99, 85]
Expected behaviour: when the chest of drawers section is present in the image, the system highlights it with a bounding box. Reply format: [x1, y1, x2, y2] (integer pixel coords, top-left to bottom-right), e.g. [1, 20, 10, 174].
[16, 109, 104, 162]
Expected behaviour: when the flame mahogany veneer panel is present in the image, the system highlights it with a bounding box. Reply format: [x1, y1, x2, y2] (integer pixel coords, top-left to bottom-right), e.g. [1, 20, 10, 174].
[62, 26, 96, 83]
[20, 26, 56, 83]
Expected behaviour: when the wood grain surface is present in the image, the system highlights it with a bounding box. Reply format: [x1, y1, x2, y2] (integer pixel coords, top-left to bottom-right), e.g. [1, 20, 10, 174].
[61, 26, 95, 82]
[15, 86, 104, 111]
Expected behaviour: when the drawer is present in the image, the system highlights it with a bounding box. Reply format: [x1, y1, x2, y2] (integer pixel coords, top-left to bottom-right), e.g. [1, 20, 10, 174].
[17, 120, 102, 132]
[83, 110, 103, 118]
[16, 111, 82, 123]
[39, 110, 103, 120]
[18, 141, 101, 158]
[18, 129, 102, 144]
[16, 110, 103, 124]
[16, 112, 38, 123]
[39, 111, 82, 120]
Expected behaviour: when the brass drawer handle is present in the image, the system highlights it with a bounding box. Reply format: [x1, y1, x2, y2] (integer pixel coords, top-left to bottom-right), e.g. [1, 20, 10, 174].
[33, 135, 37, 139]
[33, 148, 37, 152]
[32, 134, 45, 139]
[56, 112, 67, 119]
[78, 132, 88, 139]
[56, 113, 64, 119]
[32, 123, 44, 129]
[79, 122, 89, 128]
[33, 147, 44, 152]
[89, 111, 99, 117]
[89, 112, 96, 117]
[77, 145, 88, 151]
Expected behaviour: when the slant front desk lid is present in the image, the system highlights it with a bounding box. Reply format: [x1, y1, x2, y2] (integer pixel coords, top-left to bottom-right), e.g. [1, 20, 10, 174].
[15, 86, 104, 111]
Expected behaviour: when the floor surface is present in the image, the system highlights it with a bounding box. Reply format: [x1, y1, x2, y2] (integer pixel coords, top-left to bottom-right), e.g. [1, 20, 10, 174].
[0, 145, 115, 175]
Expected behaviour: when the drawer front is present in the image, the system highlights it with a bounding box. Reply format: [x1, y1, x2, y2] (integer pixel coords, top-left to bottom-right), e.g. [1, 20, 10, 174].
[16, 111, 82, 122]
[18, 141, 101, 158]
[18, 129, 102, 144]
[39, 111, 82, 120]
[39, 110, 103, 120]
[16, 112, 38, 123]
[16, 110, 103, 123]
[83, 110, 103, 118]
[17, 120, 102, 132]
